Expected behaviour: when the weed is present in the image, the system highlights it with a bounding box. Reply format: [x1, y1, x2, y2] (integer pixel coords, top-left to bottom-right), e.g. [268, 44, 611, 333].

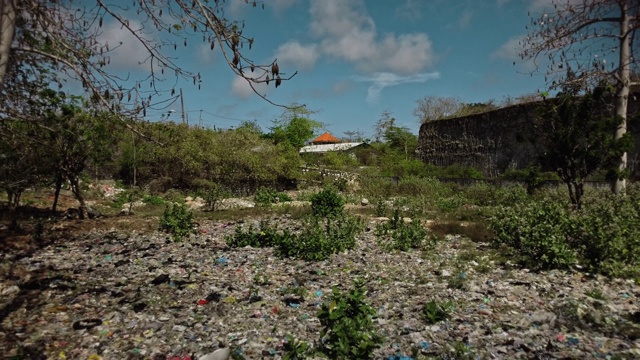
[422, 299, 454, 324]
[282, 335, 312, 360]
[375, 209, 433, 251]
[310, 186, 345, 217]
[585, 288, 607, 301]
[254, 187, 292, 207]
[317, 280, 383, 359]
[374, 198, 388, 217]
[159, 203, 195, 241]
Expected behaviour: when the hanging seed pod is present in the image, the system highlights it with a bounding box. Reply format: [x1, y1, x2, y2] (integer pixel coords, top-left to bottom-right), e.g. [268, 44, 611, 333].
[104, 89, 109, 99]
[272, 62, 279, 76]
[171, 88, 175, 96]
[275, 76, 281, 88]
[117, 90, 123, 101]
[99, 17, 103, 27]
[265, 74, 270, 85]
[251, 65, 255, 72]
[127, 92, 132, 102]
[210, 41, 215, 50]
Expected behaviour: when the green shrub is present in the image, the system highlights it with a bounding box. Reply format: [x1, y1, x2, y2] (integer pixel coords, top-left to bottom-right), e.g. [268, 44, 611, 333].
[490, 200, 576, 269]
[192, 179, 231, 211]
[276, 216, 362, 261]
[225, 220, 285, 248]
[436, 193, 469, 212]
[254, 186, 293, 207]
[142, 194, 165, 205]
[226, 215, 362, 261]
[310, 186, 345, 217]
[160, 203, 195, 241]
[571, 189, 640, 278]
[317, 280, 383, 360]
[375, 209, 432, 251]
[423, 299, 454, 324]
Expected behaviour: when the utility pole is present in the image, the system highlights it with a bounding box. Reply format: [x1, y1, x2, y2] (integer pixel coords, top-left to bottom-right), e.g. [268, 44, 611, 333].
[199, 110, 203, 128]
[180, 88, 186, 125]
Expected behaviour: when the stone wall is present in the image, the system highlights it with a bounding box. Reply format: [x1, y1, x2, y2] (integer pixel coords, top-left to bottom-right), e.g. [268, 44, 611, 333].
[417, 96, 640, 179]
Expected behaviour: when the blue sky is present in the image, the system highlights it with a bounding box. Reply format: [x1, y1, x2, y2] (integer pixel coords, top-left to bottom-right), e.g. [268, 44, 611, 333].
[102, 0, 558, 139]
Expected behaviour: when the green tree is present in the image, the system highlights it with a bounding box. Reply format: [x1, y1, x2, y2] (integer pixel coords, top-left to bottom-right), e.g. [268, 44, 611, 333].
[520, 0, 639, 193]
[533, 81, 632, 209]
[267, 105, 323, 150]
[0, 120, 48, 229]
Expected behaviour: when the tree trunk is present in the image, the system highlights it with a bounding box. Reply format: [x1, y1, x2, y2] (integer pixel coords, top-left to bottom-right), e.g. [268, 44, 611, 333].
[0, 0, 16, 90]
[7, 189, 21, 230]
[69, 176, 88, 220]
[612, 0, 631, 194]
[52, 177, 62, 213]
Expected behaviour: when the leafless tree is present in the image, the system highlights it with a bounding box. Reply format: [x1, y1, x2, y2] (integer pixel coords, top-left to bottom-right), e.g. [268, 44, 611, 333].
[413, 96, 464, 124]
[0, 0, 296, 121]
[520, 0, 639, 193]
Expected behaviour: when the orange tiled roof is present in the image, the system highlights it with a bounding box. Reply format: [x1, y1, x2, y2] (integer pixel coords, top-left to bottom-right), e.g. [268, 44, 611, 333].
[312, 132, 341, 144]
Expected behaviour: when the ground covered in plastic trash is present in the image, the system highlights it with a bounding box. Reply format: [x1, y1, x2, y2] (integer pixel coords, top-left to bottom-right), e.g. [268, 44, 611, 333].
[1, 215, 639, 360]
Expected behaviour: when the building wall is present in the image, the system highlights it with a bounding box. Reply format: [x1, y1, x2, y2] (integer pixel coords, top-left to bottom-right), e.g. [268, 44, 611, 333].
[417, 96, 640, 178]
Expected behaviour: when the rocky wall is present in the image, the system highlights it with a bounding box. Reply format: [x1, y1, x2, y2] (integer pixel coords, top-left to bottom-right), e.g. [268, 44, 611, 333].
[417, 97, 640, 179]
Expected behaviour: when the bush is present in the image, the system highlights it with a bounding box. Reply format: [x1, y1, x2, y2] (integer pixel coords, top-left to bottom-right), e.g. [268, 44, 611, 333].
[423, 299, 455, 324]
[160, 203, 195, 241]
[225, 220, 284, 248]
[192, 179, 230, 211]
[310, 186, 345, 217]
[276, 216, 362, 261]
[490, 200, 576, 269]
[254, 186, 293, 207]
[317, 280, 383, 360]
[571, 189, 640, 278]
[375, 209, 433, 251]
[226, 215, 363, 261]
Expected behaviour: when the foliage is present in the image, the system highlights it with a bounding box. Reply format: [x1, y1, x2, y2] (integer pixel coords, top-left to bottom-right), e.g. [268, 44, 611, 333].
[192, 179, 230, 211]
[254, 187, 293, 207]
[282, 335, 312, 360]
[310, 186, 345, 217]
[375, 209, 432, 251]
[571, 188, 640, 278]
[267, 105, 324, 150]
[462, 182, 529, 207]
[532, 82, 632, 209]
[115, 122, 301, 190]
[160, 203, 195, 241]
[520, 0, 638, 193]
[226, 215, 362, 261]
[276, 216, 362, 261]
[142, 194, 165, 206]
[226, 220, 284, 248]
[422, 299, 455, 324]
[317, 280, 383, 360]
[490, 200, 576, 270]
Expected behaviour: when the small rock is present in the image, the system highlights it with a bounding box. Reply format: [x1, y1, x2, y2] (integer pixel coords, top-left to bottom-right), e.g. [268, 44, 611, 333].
[361, 198, 369, 206]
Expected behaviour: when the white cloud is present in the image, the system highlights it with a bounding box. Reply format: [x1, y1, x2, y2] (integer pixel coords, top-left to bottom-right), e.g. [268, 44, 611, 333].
[496, 0, 511, 8]
[274, 41, 319, 69]
[491, 36, 524, 61]
[296, 0, 435, 75]
[231, 70, 270, 99]
[197, 43, 216, 64]
[98, 20, 148, 70]
[354, 71, 440, 104]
